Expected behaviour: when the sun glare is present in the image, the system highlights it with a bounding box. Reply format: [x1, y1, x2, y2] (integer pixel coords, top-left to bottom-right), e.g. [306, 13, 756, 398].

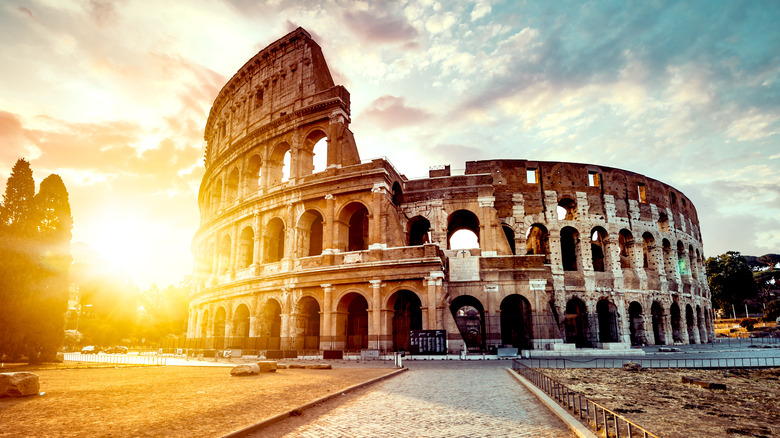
[86, 213, 150, 273]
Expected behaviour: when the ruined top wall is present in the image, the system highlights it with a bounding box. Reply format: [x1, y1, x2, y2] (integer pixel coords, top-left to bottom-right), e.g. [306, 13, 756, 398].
[202, 27, 354, 169]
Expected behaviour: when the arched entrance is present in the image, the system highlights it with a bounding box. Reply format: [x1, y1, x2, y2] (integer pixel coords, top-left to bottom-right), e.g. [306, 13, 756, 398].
[651, 301, 666, 345]
[450, 296, 485, 352]
[298, 297, 320, 350]
[499, 294, 532, 349]
[565, 298, 590, 347]
[213, 307, 226, 350]
[628, 302, 646, 346]
[596, 299, 619, 343]
[685, 304, 696, 344]
[389, 290, 422, 352]
[670, 302, 683, 343]
[337, 293, 369, 350]
[259, 299, 282, 350]
[231, 304, 250, 348]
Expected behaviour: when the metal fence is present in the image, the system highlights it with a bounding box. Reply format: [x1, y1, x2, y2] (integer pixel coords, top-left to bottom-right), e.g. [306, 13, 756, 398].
[515, 356, 780, 369]
[512, 361, 659, 438]
[63, 353, 167, 366]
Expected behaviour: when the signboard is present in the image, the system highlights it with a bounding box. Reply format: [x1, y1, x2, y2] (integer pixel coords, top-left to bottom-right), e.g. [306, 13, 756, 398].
[410, 330, 447, 355]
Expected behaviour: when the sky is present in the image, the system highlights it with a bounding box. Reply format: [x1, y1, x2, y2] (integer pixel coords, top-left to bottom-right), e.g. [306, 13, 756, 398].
[0, 0, 778, 289]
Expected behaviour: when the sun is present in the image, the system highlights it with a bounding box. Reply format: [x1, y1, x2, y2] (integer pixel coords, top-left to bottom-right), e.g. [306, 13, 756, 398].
[85, 211, 151, 273]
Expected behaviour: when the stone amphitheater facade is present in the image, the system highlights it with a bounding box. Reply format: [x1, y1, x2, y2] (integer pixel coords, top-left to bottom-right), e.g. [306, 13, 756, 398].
[186, 28, 714, 356]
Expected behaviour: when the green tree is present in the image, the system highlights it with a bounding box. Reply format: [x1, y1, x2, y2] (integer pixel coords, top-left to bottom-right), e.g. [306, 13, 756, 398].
[706, 251, 758, 313]
[764, 300, 780, 321]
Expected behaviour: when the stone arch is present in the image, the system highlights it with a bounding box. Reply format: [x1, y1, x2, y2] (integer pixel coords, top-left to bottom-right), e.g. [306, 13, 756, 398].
[264, 217, 285, 262]
[590, 227, 608, 272]
[225, 167, 239, 204]
[199, 309, 209, 339]
[297, 209, 324, 256]
[231, 303, 250, 348]
[447, 209, 480, 250]
[268, 141, 291, 186]
[258, 298, 282, 349]
[618, 229, 634, 269]
[244, 153, 262, 194]
[688, 244, 697, 279]
[391, 181, 403, 206]
[651, 301, 666, 345]
[565, 297, 591, 347]
[628, 301, 646, 346]
[526, 224, 550, 263]
[502, 224, 516, 255]
[211, 177, 223, 214]
[296, 296, 321, 349]
[677, 241, 687, 275]
[658, 212, 670, 233]
[685, 304, 696, 344]
[560, 226, 580, 271]
[213, 306, 227, 349]
[670, 301, 683, 343]
[408, 215, 431, 246]
[596, 299, 619, 343]
[238, 226, 254, 268]
[450, 295, 485, 352]
[557, 197, 577, 220]
[336, 292, 369, 350]
[642, 232, 655, 269]
[500, 294, 532, 349]
[300, 128, 328, 176]
[218, 234, 231, 273]
[697, 305, 708, 343]
[338, 201, 369, 252]
[387, 290, 423, 352]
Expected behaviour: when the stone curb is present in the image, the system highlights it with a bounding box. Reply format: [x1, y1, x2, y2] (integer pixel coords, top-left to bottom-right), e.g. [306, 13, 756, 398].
[221, 367, 408, 437]
[506, 368, 598, 438]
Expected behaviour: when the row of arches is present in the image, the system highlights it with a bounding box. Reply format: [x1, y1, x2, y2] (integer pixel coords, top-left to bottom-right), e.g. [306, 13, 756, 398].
[203, 130, 329, 217]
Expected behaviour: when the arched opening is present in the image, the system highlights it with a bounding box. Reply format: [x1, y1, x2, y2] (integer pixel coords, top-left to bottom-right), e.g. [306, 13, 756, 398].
[392, 182, 403, 206]
[658, 212, 670, 233]
[211, 178, 223, 214]
[662, 239, 675, 278]
[565, 298, 590, 347]
[619, 229, 634, 269]
[199, 310, 209, 339]
[447, 210, 480, 250]
[557, 198, 577, 220]
[450, 296, 485, 352]
[651, 301, 666, 345]
[348, 206, 369, 251]
[502, 225, 516, 255]
[281, 150, 291, 182]
[231, 304, 250, 348]
[259, 299, 282, 350]
[642, 232, 655, 269]
[689, 244, 697, 279]
[596, 299, 619, 343]
[311, 136, 328, 174]
[677, 241, 687, 275]
[225, 168, 239, 204]
[337, 293, 369, 350]
[298, 210, 324, 257]
[244, 154, 262, 193]
[238, 227, 254, 268]
[408, 216, 431, 246]
[268, 142, 290, 186]
[670, 302, 683, 343]
[264, 218, 285, 262]
[560, 226, 580, 271]
[218, 235, 231, 273]
[389, 290, 422, 352]
[685, 304, 696, 344]
[298, 297, 320, 350]
[628, 302, 646, 346]
[213, 307, 226, 350]
[590, 227, 608, 272]
[526, 224, 550, 263]
[697, 305, 708, 343]
[500, 294, 532, 349]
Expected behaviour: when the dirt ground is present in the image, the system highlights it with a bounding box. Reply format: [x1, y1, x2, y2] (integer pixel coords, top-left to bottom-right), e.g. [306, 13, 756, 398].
[0, 361, 395, 437]
[545, 367, 780, 438]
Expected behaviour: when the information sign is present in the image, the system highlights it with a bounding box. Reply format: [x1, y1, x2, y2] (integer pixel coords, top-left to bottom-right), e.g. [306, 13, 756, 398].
[409, 330, 447, 354]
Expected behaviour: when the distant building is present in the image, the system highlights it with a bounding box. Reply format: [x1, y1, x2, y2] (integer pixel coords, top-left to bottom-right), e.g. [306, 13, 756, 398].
[187, 28, 713, 355]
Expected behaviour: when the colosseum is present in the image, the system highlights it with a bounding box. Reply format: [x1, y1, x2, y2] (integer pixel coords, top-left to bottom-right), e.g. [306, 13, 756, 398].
[186, 28, 714, 357]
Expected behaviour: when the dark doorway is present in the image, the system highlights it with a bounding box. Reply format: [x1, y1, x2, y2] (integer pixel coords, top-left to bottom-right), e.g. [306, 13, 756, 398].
[391, 290, 422, 351]
[500, 294, 532, 349]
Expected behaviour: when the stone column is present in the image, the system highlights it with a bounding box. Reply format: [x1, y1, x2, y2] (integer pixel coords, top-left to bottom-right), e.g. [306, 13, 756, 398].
[370, 184, 387, 249]
[425, 272, 444, 329]
[323, 194, 336, 251]
[370, 280, 382, 347]
[321, 284, 333, 349]
[252, 210, 261, 270]
[478, 195, 496, 254]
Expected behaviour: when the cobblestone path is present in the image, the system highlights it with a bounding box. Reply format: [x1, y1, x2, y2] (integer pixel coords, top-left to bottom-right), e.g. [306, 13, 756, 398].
[269, 361, 574, 437]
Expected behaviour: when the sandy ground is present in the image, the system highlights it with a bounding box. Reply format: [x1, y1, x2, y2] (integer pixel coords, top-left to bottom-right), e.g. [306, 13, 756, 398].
[544, 367, 780, 438]
[0, 361, 395, 437]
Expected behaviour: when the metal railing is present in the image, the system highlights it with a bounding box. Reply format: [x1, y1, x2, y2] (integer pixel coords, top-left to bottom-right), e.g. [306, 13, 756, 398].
[63, 353, 167, 366]
[512, 361, 659, 438]
[515, 356, 780, 369]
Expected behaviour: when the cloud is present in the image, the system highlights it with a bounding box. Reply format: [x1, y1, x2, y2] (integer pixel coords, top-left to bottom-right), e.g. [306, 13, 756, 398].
[471, 2, 492, 21]
[342, 10, 418, 44]
[360, 95, 433, 130]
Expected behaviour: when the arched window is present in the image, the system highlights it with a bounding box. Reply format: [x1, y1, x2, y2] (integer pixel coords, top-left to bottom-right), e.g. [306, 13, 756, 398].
[526, 224, 550, 262]
[265, 218, 285, 262]
[560, 226, 580, 271]
[447, 210, 480, 250]
[225, 168, 239, 204]
[409, 216, 431, 246]
[244, 154, 262, 193]
[557, 198, 577, 221]
[297, 210, 324, 257]
[232, 304, 250, 348]
[596, 299, 619, 343]
[689, 244, 697, 279]
[238, 227, 254, 268]
[618, 229, 634, 269]
[218, 235, 231, 273]
[590, 227, 608, 272]
[392, 182, 403, 206]
[268, 142, 291, 186]
[658, 212, 670, 233]
[502, 225, 516, 255]
[642, 232, 655, 269]
[211, 178, 223, 214]
[677, 241, 687, 275]
[337, 203, 370, 252]
[281, 150, 291, 182]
